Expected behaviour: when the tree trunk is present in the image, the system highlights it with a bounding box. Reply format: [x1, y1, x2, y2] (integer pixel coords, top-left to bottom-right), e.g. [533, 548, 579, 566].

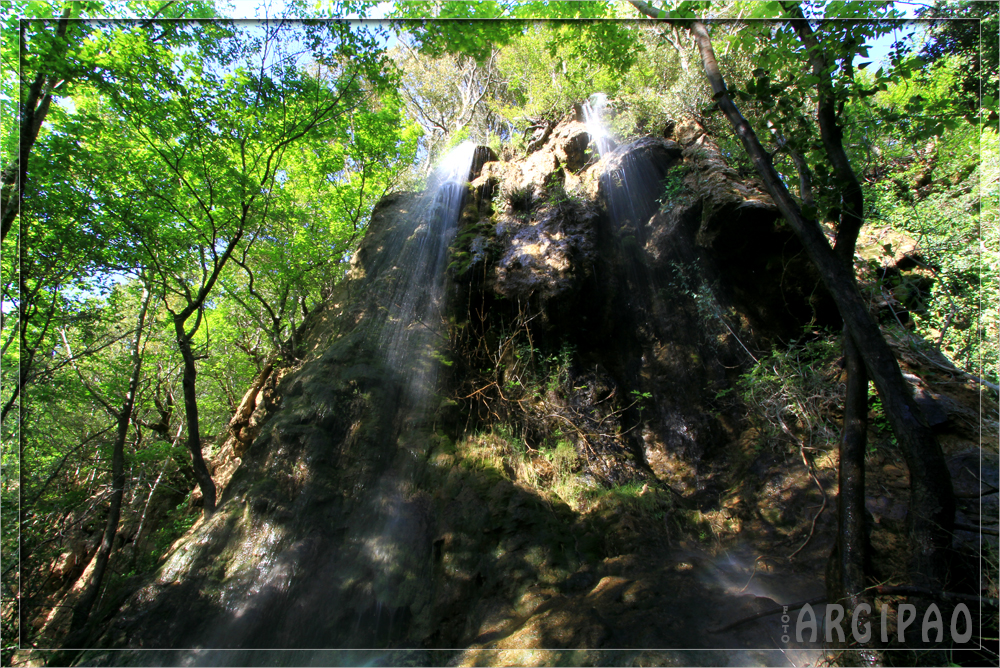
[2, 4, 73, 242]
[759, 1, 872, 605]
[684, 17, 954, 590]
[175, 320, 217, 515]
[836, 331, 869, 606]
[159, 231, 244, 515]
[626, 0, 955, 588]
[780, 3, 870, 607]
[766, 120, 814, 209]
[0, 159, 17, 242]
[70, 285, 151, 632]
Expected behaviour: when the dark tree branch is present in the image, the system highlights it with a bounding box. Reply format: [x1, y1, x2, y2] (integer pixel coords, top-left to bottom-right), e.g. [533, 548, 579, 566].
[2, 3, 74, 241]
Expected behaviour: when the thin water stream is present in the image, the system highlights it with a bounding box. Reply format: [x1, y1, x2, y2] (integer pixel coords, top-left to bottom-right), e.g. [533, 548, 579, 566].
[587, 92, 679, 319]
[377, 141, 477, 408]
[165, 142, 481, 658]
[582, 93, 615, 158]
[341, 141, 479, 645]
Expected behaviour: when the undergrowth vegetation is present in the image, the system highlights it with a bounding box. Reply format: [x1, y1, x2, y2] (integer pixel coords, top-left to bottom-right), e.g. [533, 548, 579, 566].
[861, 126, 999, 387]
[446, 281, 669, 522]
[737, 336, 843, 456]
[455, 424, 672, 523]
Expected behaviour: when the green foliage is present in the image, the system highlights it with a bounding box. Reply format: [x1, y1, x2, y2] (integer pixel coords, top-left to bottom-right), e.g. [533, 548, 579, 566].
[658, 165, 690, 207]
[2, 0, 219, 177]
[665, 261, 737, 344]
[874, 54, 978, 139]
[458, 424, 665, 517]
[459, 425, 538, 488]
[541, 183, 585, 210]
[861, 103, 997, 383]
[219, 90, 419, 357]
[390, 45, 502, 169]
[500, 182, 533, 213]
[448, 220, 493, 276]
[867, 382, 896, 451]
[916, 0, 999, 121]
[429, 349, 454, 368]
[138, 499, 200, 571]
[738, 336, 843, 453]
[390, 1, 622, 63]
[544, 429, 579, 481]
[3, 7, 417, 651]
[491, 23, 632, 121]
[542, 343, 575, 395]
[394, 7, 695, 150]
[630, 389, 653, 417]
[581, 480, 673, 528]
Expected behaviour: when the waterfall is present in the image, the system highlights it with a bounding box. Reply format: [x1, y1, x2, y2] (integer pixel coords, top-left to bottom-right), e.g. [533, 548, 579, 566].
[582, 92, 615, 158]
[329, 141, 480, 649]
[85, 113, 842, 662]
[377, 141, 477, 406]
[593, 111, 681, 313]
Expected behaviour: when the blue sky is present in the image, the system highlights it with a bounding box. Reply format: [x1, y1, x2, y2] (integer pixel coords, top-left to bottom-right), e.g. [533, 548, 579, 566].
[863, 2, 927, 67]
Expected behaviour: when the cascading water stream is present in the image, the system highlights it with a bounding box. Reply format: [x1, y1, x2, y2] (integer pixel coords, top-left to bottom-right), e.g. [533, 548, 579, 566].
[376, 141, 477, 407]
[177, 142, 482, 657]
[190, 142, 481, 655]
[582, 92, 615, 158]
[345, 141, 478, 646]
[586, 92, 676, 314]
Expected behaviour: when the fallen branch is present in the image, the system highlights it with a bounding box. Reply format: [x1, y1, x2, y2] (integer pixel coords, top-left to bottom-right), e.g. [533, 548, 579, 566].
[780, 410, 827, 560]
[870, 585, 999, 607]
[903, 344, 1000, 394]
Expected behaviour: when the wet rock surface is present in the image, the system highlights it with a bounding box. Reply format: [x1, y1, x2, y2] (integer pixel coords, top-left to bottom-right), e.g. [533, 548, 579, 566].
[73, 116, 997, 666]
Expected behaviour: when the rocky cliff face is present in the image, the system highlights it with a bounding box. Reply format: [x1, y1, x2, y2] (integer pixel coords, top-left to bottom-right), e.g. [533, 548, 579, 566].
[76, 112, 991, 666]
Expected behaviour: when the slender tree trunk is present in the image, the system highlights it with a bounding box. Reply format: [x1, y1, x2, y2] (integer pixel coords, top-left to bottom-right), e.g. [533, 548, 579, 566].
[175, 320, 217, 515]
[762, 2, 872, 605]
[837, 332, 869, 606]
[1, 357, 27, 424]
[627, 0, 955, 588]
[3, 278, 60, 425]
[2, 4, 73, 241]
[785, 5, 871, 607]
[687, 16, 954, 590]
[70, 285, 152, 632]
[766, 120, 814, 209]
[0, 159, 16, 242]
[158, 230, 243, 516]
[819, 98, 869, 608]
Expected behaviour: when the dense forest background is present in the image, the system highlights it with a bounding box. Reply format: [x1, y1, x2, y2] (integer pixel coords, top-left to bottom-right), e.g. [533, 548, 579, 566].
[1, 0, 996, 659]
